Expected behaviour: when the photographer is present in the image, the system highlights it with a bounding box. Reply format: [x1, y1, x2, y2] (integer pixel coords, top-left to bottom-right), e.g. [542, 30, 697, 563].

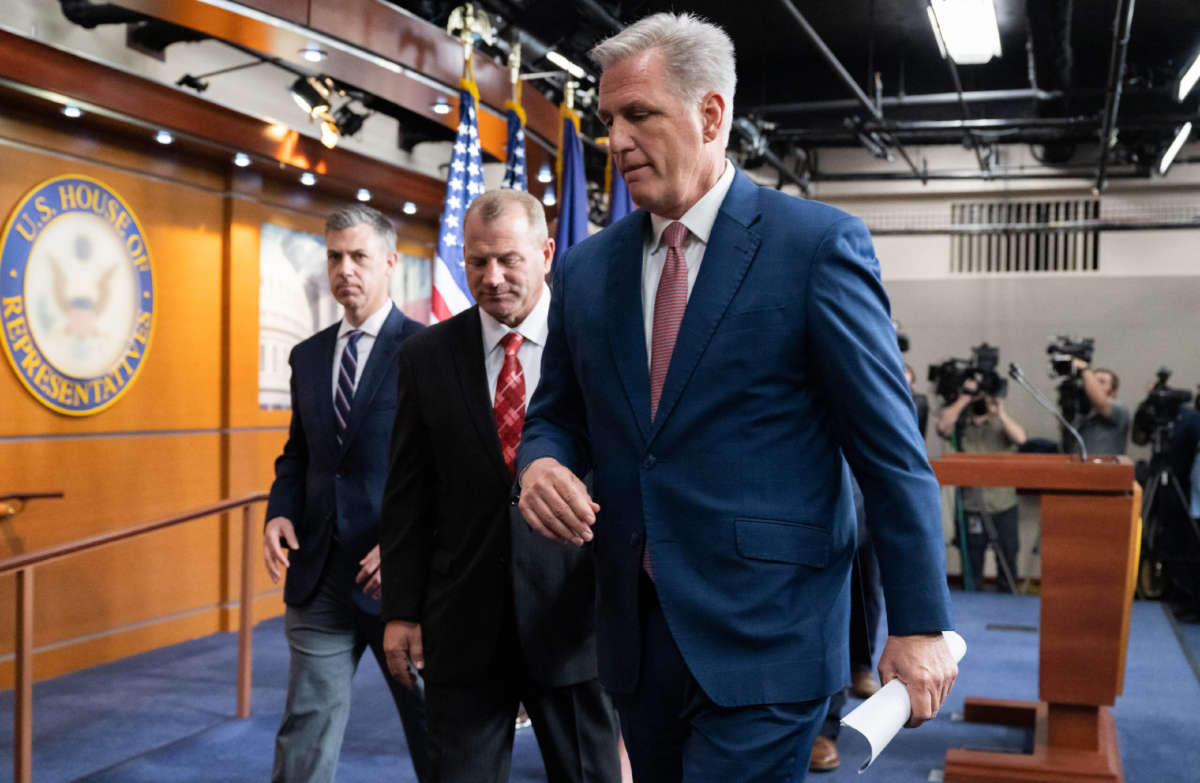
[937, 378, 1026, 593]
[1069, 358, 1130, 456]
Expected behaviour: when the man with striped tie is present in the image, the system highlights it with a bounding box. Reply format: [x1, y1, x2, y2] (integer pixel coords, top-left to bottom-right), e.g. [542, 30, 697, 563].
[263, 204, 428, 782]
[379, 189, 620, 783]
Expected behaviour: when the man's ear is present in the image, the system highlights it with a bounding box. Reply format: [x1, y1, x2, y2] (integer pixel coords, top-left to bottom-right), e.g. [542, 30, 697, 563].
[699, 91, 726, 143]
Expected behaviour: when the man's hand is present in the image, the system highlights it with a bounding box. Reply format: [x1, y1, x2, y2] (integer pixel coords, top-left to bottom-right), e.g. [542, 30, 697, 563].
[356, 545, 382, 600]
[877, 633, 958, 728]
[383, 620, 424, 690]
[986, 395, 1001, 416]
[263, 516, 299, 584]
[517, 457, 600, 546]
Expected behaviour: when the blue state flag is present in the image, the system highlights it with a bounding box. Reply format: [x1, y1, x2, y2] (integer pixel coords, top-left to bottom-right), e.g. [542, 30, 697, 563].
[501, 104, 527, 191]
[608, 161, 634, 224]
[552, 111, 588, 270]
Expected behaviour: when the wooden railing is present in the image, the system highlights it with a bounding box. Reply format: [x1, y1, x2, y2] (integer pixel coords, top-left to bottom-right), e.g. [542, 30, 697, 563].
[0, 492, 270, 783]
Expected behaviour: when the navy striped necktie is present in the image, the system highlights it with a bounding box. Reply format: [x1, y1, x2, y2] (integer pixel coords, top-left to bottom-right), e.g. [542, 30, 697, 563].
[335, 329, 364, 445]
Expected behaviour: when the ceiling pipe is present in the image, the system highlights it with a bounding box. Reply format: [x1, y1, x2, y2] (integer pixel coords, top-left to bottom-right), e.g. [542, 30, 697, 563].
[776, 0, 926, 183]
[754, 88, 1066, 115]
[1095, 0, 1137, 194]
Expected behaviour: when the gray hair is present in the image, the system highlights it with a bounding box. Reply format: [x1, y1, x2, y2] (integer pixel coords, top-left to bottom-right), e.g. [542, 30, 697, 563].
[325, 204, 396, 251]
[590, 12, 736, 147]
[463, 189, 548, 241]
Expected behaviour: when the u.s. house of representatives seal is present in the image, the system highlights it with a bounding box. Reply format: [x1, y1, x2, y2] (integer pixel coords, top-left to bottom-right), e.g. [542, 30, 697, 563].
[1, 175, 155, 416]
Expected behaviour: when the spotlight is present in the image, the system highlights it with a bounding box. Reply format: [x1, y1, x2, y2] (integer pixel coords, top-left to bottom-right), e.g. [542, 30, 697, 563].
[402, 201, 418, 215]
[356, 188, 371, 202]
[319, 118, 340, 149]
[300, 45, 327, 63]
[332, 105, 367, 138]
[432, 96, 452, 115]
[289, 76, 332, 117]
[300, 171, 317, 186]
[175, 73, 209, 93]
[537, 163, 552, 183]
[155, 130, 174, 145]
[542, 189, 556, 207]
[1158, 121, 1192, 176]
[233, 152, 251, 167]
[61, 105, 83, 118]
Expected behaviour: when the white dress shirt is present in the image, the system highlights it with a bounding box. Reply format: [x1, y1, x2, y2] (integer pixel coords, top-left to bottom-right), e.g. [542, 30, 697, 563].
[480, 283, 551, 407]
[641, 160, 737, 365]
[331, 300, 394, 405]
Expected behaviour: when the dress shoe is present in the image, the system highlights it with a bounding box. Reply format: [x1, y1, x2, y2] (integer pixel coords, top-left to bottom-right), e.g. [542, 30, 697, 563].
[809, 735, 839, 772]
[851, 668, 881, 698]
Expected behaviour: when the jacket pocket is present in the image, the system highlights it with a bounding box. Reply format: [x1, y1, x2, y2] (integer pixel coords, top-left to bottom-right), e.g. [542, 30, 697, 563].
[734, 517, 830, 567]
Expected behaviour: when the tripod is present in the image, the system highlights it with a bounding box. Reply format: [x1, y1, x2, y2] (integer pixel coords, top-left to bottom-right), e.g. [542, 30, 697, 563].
[1137, 426, 1193, 600]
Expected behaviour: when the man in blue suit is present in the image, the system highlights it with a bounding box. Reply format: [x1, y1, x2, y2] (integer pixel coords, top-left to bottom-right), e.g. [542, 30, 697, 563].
[517, 13, 957, 782]
[263, 204, 428, 782]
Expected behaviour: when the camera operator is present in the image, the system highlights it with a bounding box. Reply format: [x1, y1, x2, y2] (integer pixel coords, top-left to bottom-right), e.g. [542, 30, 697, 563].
[1069, 358, 1130, 456]
[906, 363, 930, 439]
[937, 378, 1027, 592]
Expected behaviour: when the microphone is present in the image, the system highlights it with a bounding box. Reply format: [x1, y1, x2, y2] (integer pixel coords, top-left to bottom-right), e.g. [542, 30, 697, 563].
[1008, 363, 1087, 462]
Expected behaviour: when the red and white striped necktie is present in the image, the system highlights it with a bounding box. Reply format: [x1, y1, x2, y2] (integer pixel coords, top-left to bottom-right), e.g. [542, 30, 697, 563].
[493, 332, 526, 478]
[649, 221, 689, 421]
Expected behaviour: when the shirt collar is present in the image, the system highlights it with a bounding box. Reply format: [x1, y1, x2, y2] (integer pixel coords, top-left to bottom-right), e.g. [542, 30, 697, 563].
[338, 300, 393, 340]
[479, 282, 552, 353]
[648, 159, 736, 253]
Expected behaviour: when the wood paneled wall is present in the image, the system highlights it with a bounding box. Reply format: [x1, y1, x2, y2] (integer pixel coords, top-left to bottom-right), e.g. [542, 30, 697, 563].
[0, 92, 437, 688]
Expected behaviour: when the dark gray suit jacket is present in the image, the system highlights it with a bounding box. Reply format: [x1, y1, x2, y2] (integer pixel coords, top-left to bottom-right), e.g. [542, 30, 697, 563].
[379, 305, 599, 687]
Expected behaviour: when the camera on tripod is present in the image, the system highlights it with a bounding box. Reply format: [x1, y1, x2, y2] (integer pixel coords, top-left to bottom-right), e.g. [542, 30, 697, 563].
[1132, 367, 1194, 448]
[928, 343, 1007, 409]
[1046, 335, 1095, 421]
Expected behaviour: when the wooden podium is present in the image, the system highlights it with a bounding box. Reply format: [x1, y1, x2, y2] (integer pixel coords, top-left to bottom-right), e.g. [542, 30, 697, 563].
[930, 453, 1140, 783]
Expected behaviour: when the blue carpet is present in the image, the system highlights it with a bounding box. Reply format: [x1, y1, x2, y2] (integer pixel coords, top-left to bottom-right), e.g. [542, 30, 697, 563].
[2, 591, 1199, 781]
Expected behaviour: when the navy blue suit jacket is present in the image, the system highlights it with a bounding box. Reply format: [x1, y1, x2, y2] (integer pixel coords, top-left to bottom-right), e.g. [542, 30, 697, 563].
[266, 305, 424, 614]
[518, 169, 953, 707]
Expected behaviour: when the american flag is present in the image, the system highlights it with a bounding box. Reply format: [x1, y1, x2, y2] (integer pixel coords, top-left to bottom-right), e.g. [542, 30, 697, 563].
[431, 86, 484, 323]
[501, 105, 527, 190]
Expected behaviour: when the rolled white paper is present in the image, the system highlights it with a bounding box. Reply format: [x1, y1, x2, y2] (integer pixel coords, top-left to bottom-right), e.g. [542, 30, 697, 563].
[840, 630, 966, 773]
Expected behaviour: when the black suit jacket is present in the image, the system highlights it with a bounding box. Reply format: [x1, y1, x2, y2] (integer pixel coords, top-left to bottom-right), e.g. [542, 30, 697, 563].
[265, 305, 425, 614]
[379, 306, 599, 688]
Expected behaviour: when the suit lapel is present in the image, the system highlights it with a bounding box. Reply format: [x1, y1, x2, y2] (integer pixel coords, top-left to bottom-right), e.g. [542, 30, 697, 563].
[606, 212, 653, 444]
[649, 171, 762, 444]
[312, 325, 341, 461]
[450, 307, 511, 485]
[339, 306, 401, 451]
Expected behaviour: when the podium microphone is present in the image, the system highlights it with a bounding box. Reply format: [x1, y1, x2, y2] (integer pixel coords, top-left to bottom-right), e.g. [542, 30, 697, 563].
[1008, 363, 1087, 462]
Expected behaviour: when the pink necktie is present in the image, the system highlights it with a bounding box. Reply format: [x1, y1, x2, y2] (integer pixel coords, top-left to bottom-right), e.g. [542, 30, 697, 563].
[494, 332, 525, 478]
[649, 221, 689, 421]
[644, 221, 688, 579]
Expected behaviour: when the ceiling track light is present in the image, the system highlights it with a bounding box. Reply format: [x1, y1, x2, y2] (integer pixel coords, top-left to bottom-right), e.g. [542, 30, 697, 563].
[289, 75, 334, 117]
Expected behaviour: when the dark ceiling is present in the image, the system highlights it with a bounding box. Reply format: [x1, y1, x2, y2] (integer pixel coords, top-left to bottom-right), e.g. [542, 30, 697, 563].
[388, 0, 1200, 184]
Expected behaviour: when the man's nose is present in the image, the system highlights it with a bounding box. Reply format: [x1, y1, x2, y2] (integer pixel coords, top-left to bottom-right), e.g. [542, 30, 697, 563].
[483, 261, 505, 286]
[608, 119, 635, 155]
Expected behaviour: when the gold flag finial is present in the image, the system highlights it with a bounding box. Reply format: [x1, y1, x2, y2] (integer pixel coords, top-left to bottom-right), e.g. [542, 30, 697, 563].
[447, 3, 494, 79]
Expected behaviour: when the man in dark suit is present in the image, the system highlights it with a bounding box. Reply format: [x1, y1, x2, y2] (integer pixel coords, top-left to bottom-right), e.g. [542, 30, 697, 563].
[263, 204, 428, 783]
[516, 13, 957, 782]
[379, 189, 620, 783]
